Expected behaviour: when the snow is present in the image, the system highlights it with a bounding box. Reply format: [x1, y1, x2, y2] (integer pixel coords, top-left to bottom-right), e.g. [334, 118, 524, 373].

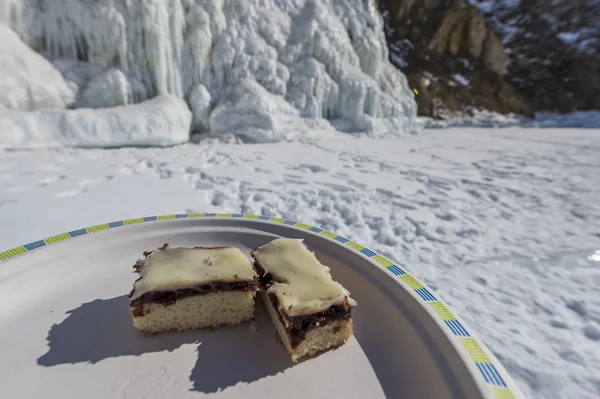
[422, 110, 600, 129]
[422, 110, 523, 129]
[527, 111, 600, 128]
[0, 0, 419, 142]
[1, 127, 599, 399]
[557, 32, 581, 45]
[0, 24, 74, 111]
[0, 95, 192, 149]
[452, 74, 470, 87]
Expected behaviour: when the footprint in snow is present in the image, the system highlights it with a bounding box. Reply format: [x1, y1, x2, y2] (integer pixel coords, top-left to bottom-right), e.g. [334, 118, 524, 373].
[37, 164, 68, 172]
[38, 175, 67, 187]
[582, 324, 600, 341]
[54, 189, 87, 198]
[298, 164, 328, 173]
[253, 167, 272, 174]
[317, 182, 354, 192]
[283, 178, 310, 186]
[0, 199, 19, 207]
[5, 185, 34, 192]
[78, 177, 107, 187]
[211, 191, 227, 207]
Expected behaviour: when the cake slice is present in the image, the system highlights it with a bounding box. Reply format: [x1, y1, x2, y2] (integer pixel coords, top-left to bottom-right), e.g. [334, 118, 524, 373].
[251, 238, 357, 362]
[129, 243, 259, 334]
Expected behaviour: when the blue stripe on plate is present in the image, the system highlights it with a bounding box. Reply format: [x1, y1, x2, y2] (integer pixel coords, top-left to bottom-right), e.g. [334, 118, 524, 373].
[204, 213, 217, 217]
[143, 216, 157, 222]
[258, 216, 270, 220]
[416, 287, 436, 301]
[309, 227, 323, 233]
[232, 214, 244, 218]
[360, 248, 377, 257]
[175, 214, 188, 218]
[445, 320, 470, 336]
[334, 236, 349, 243]
[284, 220, 297, 225]
[23, 240, 46, 251]
[68, 229, 87, 237]
[108, 221, 124, 228]
[388, 264, 406, 276]
[477, 364, 492, 384]
[484, 364, 506, 387]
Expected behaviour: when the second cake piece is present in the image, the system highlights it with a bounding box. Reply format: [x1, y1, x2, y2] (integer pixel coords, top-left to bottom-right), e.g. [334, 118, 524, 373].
[251, 238, 357, 362]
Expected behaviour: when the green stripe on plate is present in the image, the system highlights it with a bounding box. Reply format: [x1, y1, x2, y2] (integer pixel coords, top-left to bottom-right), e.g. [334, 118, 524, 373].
[44, 233, 70, 244]
[86, 224, 109, 233]
[0, 247, 27, 260]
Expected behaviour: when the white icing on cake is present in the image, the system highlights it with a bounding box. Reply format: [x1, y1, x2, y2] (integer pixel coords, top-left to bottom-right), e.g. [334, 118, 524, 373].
[252, 238, 356, 316]
[130, 246, 257, 300]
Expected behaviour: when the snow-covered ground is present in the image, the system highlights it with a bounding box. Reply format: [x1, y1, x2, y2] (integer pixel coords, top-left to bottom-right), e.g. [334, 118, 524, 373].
[1, 127, 599, 399]
[423, 110, 600, 129]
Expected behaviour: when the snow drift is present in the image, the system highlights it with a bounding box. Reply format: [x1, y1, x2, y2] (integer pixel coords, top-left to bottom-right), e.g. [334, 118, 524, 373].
[0, 95, 192, 148]
[0, 0, 419, 146]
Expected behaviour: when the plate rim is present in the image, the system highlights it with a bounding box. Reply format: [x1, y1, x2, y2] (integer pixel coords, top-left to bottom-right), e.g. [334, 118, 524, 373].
[0, 213, 522, 399]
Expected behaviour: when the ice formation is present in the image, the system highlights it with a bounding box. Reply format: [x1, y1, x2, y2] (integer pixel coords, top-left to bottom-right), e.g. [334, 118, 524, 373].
[75, 67, 149, 109]
[0, 24, 74, 111]
[0, 0, 419, 144]
[0, 95, 192, 148]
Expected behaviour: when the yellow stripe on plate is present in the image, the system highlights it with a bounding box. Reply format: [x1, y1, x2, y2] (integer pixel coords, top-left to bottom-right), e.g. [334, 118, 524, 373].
[124, 218, 144, 225]
[372, 255, 393, 267]
[460, 338, 492, 364]
[400, 274, 424, 290]
[243, 215, 260, 219]
[320, 231, 337, 239]
[158, 215, 176, 220]
[44, 233, 70, 244]
[269, 218, 286, 223]
[187, 213, 204, 218]
[0, 246, 27, 260]
[217, 213, 233, 217]
[492, 388, 516, 399]
[86, 224, 109, 233]
[346, 241, 365, 251]
[429, 301, 456, 321]
[294, 223, 312, 230]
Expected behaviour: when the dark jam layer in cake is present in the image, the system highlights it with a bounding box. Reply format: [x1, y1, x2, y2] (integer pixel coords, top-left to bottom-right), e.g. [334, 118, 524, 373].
[252, 255, 351, 348]
[129, 280, 259, 307]
[129, 244, 259, 317]
[269, 293, 351, 348]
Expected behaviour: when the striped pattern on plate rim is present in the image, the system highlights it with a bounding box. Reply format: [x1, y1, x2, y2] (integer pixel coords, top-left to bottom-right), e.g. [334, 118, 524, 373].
[0, 213, 518, 399]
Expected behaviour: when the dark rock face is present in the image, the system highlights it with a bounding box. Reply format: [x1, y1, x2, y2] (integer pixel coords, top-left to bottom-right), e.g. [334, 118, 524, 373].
[471, 0, 600, 113]
[378, 0, 600, 117]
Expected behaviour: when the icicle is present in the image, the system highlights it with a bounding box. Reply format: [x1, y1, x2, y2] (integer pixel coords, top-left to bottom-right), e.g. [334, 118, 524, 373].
[1, 0, 420, 141]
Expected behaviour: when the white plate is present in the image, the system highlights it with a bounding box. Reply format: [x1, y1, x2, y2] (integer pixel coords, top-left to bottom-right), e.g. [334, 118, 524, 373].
[0, 214, 523, 399]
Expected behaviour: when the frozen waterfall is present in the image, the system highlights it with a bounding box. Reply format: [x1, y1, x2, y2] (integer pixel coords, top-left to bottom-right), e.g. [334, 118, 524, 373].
[0, 0, 419, 146]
